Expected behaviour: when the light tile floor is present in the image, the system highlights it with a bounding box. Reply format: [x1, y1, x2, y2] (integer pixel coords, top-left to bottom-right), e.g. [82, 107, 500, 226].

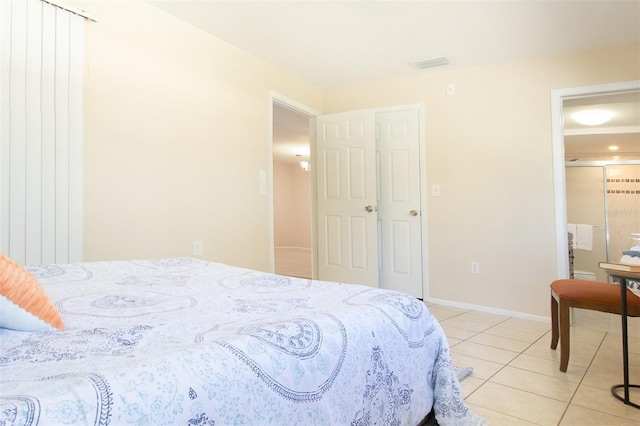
[425, 303, 640, 425]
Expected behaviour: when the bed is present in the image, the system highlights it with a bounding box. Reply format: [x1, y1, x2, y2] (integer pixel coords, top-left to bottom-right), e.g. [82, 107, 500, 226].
[1, 257, 486, 425]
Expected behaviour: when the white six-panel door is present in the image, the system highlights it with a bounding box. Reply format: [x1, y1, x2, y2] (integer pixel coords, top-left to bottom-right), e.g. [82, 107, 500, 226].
[376, 110, 423, 298]
[315, 107, 423, 297]
[316, 110, 379, 287]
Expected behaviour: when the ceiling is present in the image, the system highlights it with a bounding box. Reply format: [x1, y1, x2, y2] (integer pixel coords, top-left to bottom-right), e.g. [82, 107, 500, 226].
[564, 92, 640, 160]
[150, 1, 639, 89]
[273, 103, 312, 165]
[148, 1, 640, 162]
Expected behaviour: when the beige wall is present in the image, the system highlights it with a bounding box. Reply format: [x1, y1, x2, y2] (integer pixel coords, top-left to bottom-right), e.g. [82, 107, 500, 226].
[70, 1, 322, 271]
[69, 0, 639, 317]
[273, 161, 312, 249]
[323, 44, 640, 316]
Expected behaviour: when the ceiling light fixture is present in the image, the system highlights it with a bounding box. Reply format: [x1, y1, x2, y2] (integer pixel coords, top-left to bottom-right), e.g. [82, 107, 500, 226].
[413, 57, 449, 70]
[609, 145, 619, 151]
[572, 109, 615, 126]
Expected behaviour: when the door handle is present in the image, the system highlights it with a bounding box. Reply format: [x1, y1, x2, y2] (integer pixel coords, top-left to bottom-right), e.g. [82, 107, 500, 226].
[409, 210, 418, 216]
[365, 205, 375, 213]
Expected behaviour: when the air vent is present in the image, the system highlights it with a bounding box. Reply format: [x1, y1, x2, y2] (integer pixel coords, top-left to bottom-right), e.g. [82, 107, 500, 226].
[413, 57, 449, 69]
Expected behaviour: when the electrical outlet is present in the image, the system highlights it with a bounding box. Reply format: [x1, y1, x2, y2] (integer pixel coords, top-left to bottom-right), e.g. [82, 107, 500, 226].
[193, 241, 203, 256]
[471, 262, 480, 274]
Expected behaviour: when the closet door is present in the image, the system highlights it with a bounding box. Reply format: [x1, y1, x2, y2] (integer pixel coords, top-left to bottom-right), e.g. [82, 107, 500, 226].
[316, 110, 379, 287]
[376, 109, 423, 298]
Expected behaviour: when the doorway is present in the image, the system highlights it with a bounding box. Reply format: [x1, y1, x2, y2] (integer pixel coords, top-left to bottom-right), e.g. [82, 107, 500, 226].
[551, 81, 640, 278]
[272, 100, 315, 279]
[552, 81, 640, 333]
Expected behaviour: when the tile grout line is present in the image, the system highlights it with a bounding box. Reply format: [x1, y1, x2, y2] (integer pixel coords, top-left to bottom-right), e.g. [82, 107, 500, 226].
[455, 318, 569, 425]
[433, 303, 639, 424]
[558, 331, 631, 424]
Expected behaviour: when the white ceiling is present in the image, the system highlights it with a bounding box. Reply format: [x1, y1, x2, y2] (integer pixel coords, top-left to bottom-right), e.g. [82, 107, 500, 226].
[149, 1, 640, 161]
[564, 92, 640, 159]
[273, 103, 311, 165]
[150, 0, 640, 89]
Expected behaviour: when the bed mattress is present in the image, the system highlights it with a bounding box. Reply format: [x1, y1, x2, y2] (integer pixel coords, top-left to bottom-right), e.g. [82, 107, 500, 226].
[0, 257, 485, 425]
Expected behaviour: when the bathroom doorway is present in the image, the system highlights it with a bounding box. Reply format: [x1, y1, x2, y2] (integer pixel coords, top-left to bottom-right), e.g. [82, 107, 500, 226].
[554, 83, 640, 333]
[552, 81, 640, 279]
[563, 91, 640, 280]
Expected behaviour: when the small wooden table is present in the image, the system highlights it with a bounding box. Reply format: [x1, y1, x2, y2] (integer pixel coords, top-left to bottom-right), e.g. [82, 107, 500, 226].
[598, 262, 640, 409]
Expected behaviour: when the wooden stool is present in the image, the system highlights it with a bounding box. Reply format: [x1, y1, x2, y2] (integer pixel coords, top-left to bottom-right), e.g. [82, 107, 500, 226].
[550, 279, 640, 372]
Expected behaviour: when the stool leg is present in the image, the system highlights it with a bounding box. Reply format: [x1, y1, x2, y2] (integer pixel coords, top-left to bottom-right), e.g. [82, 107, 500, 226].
[559, 299, 570, 372]
[551, 294, 559, 350]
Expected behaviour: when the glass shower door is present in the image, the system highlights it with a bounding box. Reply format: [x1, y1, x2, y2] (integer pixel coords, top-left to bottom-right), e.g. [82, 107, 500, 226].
[606, 164, 640, 264]
[565, 166, 608, 282]
[566, 164, 640, 282]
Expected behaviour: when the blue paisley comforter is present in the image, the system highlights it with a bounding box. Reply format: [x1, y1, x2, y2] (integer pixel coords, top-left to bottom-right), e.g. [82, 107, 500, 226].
[1, 258, 486, 425]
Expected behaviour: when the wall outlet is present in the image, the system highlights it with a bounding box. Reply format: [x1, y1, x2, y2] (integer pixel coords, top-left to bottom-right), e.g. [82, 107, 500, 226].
[471, 262, 480, 274]
[193, 241, 203, 256]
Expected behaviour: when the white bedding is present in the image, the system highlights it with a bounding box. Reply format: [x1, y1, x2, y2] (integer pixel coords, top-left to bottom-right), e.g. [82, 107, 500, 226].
[1, 258, 486, 425]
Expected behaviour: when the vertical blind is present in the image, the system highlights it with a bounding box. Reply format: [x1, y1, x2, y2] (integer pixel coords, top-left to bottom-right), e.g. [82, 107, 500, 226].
[1, 0, 86, 265]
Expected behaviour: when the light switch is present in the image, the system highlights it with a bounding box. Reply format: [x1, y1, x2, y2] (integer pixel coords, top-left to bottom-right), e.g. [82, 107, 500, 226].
[432, 184, 441, 196]
[193, 241, 203, 256]
[259, 181, 267, 195]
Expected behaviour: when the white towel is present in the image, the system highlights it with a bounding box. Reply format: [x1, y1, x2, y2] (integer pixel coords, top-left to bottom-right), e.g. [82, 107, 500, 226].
[575, 224, 593, 251]
[567, 224, 577, 247]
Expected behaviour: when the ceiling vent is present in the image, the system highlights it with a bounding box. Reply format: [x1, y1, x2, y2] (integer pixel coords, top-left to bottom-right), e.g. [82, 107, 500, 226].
[413, 57, 449, 70]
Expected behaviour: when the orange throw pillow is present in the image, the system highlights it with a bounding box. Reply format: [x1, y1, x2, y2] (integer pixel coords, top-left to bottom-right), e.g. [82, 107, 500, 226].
[0, 254, 64, 331]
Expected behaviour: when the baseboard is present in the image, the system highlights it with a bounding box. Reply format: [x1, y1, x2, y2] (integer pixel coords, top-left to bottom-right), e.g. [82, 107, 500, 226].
[425, 297, 549, 323]
[424, 297, 639, 336]
[274, 246, 311, 252]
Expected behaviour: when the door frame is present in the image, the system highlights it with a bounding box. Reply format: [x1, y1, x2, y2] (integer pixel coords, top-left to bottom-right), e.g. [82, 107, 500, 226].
[268, 91, 320, 276]
[550, 80, 640, 279]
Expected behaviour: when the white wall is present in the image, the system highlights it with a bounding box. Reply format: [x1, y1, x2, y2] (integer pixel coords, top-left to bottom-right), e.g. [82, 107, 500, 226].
[68, 0, 322, 271]
[323, 44, 640, 317]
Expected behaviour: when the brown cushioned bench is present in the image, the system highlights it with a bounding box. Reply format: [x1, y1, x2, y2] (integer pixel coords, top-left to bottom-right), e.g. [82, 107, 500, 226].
[550, 279, 640, 372]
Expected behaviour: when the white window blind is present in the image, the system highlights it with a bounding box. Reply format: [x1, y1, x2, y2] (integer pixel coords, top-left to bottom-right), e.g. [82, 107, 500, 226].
[1, 0, 87, 265]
